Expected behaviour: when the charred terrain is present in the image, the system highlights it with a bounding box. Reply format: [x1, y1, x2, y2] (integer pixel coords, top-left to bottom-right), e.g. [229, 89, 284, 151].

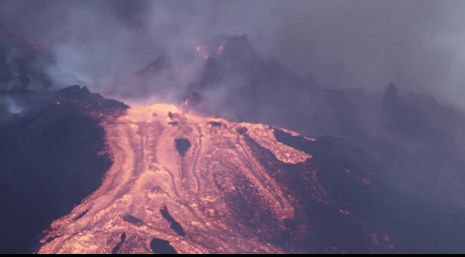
[2, 32, 465, 254]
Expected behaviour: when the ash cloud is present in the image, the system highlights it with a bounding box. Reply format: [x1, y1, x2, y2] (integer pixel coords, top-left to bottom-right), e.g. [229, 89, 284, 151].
[1, 0, 465, 107]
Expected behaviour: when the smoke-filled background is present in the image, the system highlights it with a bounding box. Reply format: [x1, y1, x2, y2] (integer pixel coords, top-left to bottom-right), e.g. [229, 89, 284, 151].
[1, 0, 465, 107]
[4, 2, 465, 254]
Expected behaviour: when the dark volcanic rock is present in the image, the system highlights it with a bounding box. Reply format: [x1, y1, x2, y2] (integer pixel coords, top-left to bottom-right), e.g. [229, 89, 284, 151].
[271, 127, 465, 254]
[135, 56, 170, 77]
[26, 102, 465, 254]
[2, 31, 465, 254]
[0, 86, 127, 254]
[33, 104, 400, 254]
[130, 35, 465, 225]
[1, 85, 465, 254]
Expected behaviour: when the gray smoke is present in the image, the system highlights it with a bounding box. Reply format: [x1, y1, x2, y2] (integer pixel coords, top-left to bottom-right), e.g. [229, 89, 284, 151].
[1, 0, 465, 107]
[0, 96, 23, 115]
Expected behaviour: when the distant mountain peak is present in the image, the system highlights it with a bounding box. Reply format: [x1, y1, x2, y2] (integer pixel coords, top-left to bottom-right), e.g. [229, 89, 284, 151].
[386, 82, 398, 95]
[196, 34, 257, 63]
[383, 82, 399, 104]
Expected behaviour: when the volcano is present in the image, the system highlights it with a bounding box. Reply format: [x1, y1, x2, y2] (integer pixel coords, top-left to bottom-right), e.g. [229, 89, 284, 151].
[37, 102, 395, 254]
[0, 86, 464, 254]
[2, 34, 465, 254]
[134, 35, 465, 211]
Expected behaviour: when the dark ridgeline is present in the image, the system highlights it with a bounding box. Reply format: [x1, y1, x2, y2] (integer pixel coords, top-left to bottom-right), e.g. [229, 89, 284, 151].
[1, 32, 465, 254]
[0, 86, 127, 254]
[139, 34, 465, 214]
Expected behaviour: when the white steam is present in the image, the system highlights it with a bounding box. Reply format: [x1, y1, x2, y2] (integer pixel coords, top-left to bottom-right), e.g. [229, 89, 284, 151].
[0, 97, 23, 115]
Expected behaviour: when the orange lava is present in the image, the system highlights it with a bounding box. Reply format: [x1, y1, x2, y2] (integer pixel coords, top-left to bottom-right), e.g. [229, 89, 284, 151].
[37, 103, 312, 254]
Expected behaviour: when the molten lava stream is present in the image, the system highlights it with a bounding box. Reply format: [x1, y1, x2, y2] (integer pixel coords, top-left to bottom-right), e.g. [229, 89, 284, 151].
[38, 103, 312, 254]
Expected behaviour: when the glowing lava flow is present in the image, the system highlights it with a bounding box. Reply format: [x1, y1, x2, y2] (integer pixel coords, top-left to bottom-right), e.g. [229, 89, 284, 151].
[37, 103, 312, 254]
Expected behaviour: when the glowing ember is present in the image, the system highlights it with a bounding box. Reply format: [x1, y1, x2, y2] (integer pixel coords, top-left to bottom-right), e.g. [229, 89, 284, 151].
[196, 44, 207, 52]
[359, 178, 372, 185]
[216, 41, 226, 55]
[339, 210, 350, 215]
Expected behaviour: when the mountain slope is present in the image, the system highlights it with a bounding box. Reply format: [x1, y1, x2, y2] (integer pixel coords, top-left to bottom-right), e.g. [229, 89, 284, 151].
[36, 102, 395, 254]
[0, 86, 126, 254]
[7, 88, 456, 254]
[131, 34, 465, 210]
[2, 32, 465, 254]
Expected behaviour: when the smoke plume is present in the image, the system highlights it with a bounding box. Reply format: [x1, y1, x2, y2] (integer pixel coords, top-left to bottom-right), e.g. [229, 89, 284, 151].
[1, 0, 465, 107]
[0, 96, 23, 115]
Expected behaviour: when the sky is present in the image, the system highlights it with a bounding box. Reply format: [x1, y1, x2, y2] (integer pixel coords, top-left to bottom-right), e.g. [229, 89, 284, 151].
[1, 0, 465, 107]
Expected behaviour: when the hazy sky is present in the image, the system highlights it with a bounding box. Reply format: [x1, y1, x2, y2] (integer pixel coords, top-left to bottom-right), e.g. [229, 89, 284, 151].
[1, 0, 465, 107]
